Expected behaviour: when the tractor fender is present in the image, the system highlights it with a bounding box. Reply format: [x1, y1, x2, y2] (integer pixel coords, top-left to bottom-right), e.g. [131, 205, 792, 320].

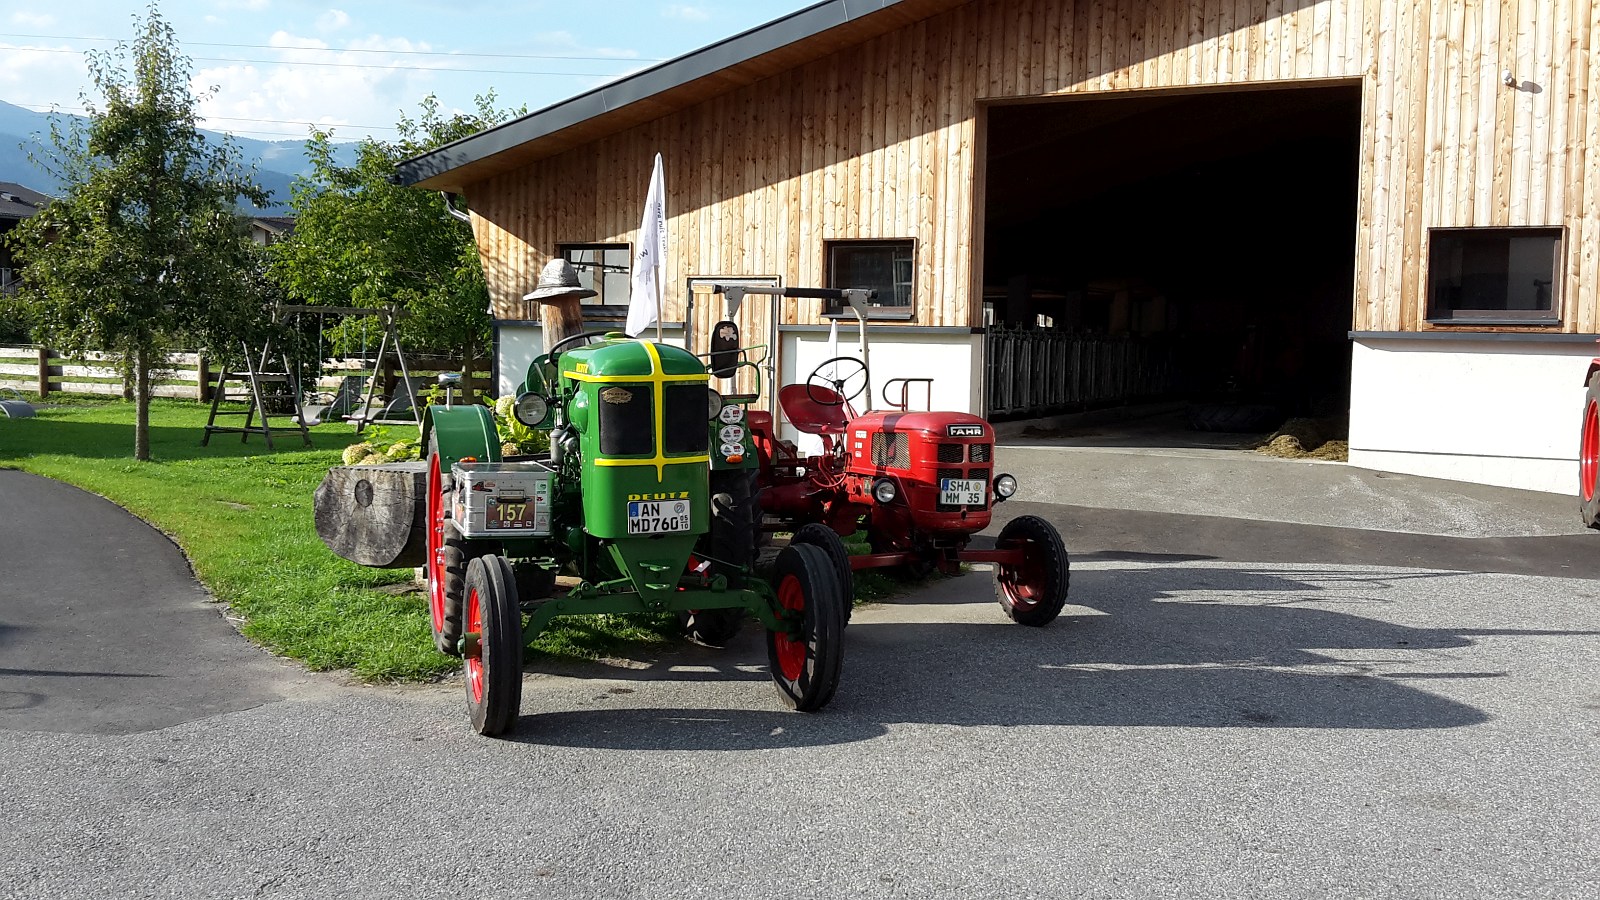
[421, 403, 503, 469]
[1586, 357, 1600, 387]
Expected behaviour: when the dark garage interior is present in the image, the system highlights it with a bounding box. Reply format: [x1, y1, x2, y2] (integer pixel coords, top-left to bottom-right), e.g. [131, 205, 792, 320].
[981, 84, 1362, 426]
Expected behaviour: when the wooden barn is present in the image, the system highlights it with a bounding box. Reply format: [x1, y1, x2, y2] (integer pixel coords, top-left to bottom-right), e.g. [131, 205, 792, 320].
[397, 0, 1600, 494]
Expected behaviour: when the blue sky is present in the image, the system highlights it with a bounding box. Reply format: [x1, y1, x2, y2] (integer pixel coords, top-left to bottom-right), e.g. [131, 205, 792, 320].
[2, 0, 806, 142]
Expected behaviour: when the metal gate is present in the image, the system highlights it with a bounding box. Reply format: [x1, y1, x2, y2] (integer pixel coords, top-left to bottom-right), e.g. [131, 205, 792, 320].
[984, 326, 1175, 418]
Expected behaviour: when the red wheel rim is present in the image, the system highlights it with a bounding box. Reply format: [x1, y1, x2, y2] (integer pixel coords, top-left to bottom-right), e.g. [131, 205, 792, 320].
[1583, 400, 1599, 502]
[998, 539, 1044, 610]
[773, 574, 807, 682]
[426, 454, 447, 633]
[464, 585, 484, 703]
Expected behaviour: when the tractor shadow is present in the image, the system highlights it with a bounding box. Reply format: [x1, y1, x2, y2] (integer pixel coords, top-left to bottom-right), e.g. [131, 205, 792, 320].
[512, 564, 1599, 750]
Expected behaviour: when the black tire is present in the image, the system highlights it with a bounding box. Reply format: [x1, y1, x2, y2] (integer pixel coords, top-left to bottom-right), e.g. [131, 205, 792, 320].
[1581, 373, 1600, 529]
[426, 436, 497, 656]
[682, 469, 758, 646]
[791, 523, 855, 624]
[765, 544, 845, 711]
[993, 515, 1070, 627]
[463, 555, 524, 737]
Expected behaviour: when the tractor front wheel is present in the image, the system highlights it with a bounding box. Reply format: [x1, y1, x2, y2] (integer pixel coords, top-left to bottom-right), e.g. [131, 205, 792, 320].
[993, 515, 1070, 627]
[791, 523, 855, 624]
[463, 555, 524, 737]
[765, 544, 845, 711]
[1581, 373, 1600, 528]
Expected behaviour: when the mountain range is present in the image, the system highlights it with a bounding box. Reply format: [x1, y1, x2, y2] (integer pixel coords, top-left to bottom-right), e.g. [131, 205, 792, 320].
[0, 100, 359, 215]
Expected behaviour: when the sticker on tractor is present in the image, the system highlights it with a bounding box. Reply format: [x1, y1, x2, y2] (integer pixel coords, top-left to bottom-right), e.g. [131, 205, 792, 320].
[627, 500, 692, 534]
[946, 424, 985, 437]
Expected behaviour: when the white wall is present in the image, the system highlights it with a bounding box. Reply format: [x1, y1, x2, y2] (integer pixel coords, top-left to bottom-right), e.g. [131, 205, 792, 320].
[1348, 338, 1596, 494]
[777, 329, 983, 452]
[495, 323, 688, 398]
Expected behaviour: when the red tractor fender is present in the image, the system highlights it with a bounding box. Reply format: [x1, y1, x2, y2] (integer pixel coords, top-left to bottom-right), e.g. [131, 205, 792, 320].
[1586, 357, 1600, 386]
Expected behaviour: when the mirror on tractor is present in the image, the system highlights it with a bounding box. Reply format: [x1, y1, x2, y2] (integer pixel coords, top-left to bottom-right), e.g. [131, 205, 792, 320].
[709, 320, 741, 379]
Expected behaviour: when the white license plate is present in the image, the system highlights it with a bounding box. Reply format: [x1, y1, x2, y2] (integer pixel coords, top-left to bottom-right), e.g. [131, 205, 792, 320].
[939, 478, 986, 506]
[627, 500, 692, 535]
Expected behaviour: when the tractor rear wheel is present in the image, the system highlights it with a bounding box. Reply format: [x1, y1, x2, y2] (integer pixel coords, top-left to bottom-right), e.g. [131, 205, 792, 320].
[993, 515, 1070, 627]
[682, 469, 758, 646]
[791, 523, 855, 624]
[426, 441, 496, 656]
[463, 555, 523, 737]
[1581, 373, 1600, 528]
[765, 544, 845, 711]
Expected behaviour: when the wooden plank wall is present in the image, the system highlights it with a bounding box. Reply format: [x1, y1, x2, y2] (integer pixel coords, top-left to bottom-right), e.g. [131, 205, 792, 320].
[466, 0, 1600, 357]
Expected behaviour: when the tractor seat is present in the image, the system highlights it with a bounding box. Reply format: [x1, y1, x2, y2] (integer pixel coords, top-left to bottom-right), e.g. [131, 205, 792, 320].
[778, 384, 850, 435]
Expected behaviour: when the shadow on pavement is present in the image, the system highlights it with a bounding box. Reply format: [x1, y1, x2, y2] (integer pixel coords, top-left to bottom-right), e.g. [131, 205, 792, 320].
[510, 564, 1599, 749]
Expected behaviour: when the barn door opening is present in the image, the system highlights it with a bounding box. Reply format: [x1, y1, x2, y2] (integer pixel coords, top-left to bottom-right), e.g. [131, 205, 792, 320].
[980, 83, 1362, 434]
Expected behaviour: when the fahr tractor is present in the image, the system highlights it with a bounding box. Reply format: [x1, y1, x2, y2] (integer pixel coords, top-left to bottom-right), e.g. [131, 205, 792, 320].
[417, 332, 848, 736]
[700, 284, 1071, 628]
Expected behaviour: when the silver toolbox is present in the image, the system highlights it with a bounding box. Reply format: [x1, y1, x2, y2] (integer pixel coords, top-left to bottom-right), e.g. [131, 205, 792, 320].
[451, 460, 554, 537]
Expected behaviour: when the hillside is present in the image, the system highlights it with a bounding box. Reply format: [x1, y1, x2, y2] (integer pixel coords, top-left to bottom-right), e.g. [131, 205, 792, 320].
[0, 100, 359, 214]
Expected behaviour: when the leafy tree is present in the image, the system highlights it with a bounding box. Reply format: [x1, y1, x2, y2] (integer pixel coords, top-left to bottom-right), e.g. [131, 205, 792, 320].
[271, 93, 524, 398]
[5, 5, 268, 460]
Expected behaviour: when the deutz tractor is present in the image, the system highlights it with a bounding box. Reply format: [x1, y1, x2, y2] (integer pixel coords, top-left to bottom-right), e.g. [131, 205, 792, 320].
[421, 333, 847, 736]
[701, 284, 1071, 627]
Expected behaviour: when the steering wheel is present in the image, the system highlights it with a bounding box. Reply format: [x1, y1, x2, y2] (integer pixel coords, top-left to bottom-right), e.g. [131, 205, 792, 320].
[546, 331, 603, 358]
[806, 356, 869, 406]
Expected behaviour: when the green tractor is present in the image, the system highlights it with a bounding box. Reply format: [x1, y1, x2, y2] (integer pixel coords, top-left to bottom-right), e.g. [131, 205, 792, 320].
[421, 332, 847, 736]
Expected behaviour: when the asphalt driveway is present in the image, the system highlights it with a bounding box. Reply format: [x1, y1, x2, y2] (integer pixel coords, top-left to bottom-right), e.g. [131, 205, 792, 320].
[2, 457, 1598, 899]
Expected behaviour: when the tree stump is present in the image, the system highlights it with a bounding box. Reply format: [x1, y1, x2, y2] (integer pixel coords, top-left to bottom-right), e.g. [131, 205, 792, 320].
[314, 461, 429, 568]
[540, 294, 587, 354]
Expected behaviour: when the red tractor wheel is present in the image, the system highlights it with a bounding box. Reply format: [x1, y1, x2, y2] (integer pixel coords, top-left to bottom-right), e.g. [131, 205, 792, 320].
[993, 515, 1070, 627]
[1581, 373, 1600, 528]
[426, 442, 495, 656]
[462, 555, 523, 737]
[791, 524, 855, 624]
[765, 544, 845, 711]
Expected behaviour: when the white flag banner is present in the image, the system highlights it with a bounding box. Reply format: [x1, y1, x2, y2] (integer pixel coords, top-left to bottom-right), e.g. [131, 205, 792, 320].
[625, 153, 668, 338]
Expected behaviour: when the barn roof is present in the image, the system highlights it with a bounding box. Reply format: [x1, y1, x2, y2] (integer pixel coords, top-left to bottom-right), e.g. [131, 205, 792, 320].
[394, 0, 964, 192]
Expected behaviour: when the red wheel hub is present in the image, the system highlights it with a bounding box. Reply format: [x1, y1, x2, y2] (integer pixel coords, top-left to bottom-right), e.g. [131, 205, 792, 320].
[464, 586, 484, 703]
[426, 454, 448, 633]
[1583, 400, 1599, 502]
[998, 539, 1044, 610]
[772, 574, 807, 682]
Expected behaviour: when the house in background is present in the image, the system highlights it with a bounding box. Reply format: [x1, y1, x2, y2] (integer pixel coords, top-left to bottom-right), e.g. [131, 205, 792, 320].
[248, 215, 295, 247]
[397, 0, 1600, 495]
[0, 181, 49, 294]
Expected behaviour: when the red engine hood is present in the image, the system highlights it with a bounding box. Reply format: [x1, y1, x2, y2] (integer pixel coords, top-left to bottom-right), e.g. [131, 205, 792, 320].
[850, 410, 992, 437]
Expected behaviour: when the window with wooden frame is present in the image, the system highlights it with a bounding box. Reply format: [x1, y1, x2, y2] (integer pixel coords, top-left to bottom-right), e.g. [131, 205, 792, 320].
[824, 239, 915, 319]
[560, 242, 631, 314]
[1426, 228, 1563, 325]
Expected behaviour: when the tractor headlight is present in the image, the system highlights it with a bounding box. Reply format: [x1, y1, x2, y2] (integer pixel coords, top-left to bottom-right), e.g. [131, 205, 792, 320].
[994, 473, 1018, 499]
[708, 388, 723, 420]
[872, 478, 898, 504]
[512, 391, 549, 427]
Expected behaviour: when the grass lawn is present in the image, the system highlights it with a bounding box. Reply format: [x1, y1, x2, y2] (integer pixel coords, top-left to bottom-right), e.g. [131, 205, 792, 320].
[0, 398, 679, 680]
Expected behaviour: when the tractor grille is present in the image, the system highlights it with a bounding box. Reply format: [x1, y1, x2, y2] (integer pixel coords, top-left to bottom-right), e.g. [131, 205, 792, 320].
[873, 432, 909, 468]
[662, 383, 710, 455]
[936, 443, 965, 463]
[598, 384, 654, 456]
[969, 443, 992, 463]
[936, 467, 964, 483]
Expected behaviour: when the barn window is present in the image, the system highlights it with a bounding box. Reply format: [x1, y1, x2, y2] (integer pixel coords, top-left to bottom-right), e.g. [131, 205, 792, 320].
[560, 243, 631, 313]
[1426, 228, 1562, 324]
[825, 240, 914, 319]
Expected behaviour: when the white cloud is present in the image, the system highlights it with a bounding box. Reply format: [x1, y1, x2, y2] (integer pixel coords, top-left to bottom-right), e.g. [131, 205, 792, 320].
[316, 9, 351, 33]
[662, 4, 711, 21]
[0, 42, 89, 112]
[217, 0, 271, 11]
[10, 11, 57, 28]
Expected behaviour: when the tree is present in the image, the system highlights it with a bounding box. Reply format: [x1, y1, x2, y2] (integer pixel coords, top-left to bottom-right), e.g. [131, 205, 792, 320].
[5, 5, 268, 460]
[270, 94, 524, 398]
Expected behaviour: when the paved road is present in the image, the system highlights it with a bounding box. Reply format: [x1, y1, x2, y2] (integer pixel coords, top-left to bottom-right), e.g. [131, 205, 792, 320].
[3, 462, 1599, 899]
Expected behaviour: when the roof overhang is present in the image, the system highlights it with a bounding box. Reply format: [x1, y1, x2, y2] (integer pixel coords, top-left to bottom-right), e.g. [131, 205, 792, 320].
[395, 0, 967, 192]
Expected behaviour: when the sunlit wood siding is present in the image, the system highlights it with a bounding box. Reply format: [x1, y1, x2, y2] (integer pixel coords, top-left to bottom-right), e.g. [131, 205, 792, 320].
[464, 0, 1600, 349]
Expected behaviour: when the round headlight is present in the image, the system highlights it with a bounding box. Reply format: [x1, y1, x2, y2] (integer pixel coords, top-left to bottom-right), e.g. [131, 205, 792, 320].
[994, 473, 1018, 498]
[717, 403, 744, 425]
[708, 387, 723, 421]
[513, 391, 549, 427]
[872, 478, 897, 504]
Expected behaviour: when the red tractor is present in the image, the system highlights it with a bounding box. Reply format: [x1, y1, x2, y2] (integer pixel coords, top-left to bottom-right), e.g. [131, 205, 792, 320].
[703, 285, 1070, 626]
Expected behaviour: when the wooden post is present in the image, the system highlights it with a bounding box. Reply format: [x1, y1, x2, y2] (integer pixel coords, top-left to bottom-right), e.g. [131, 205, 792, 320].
[197, 355, 212, 403]
[36, 346, 48, 399]
[539, 295, 587, 355]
